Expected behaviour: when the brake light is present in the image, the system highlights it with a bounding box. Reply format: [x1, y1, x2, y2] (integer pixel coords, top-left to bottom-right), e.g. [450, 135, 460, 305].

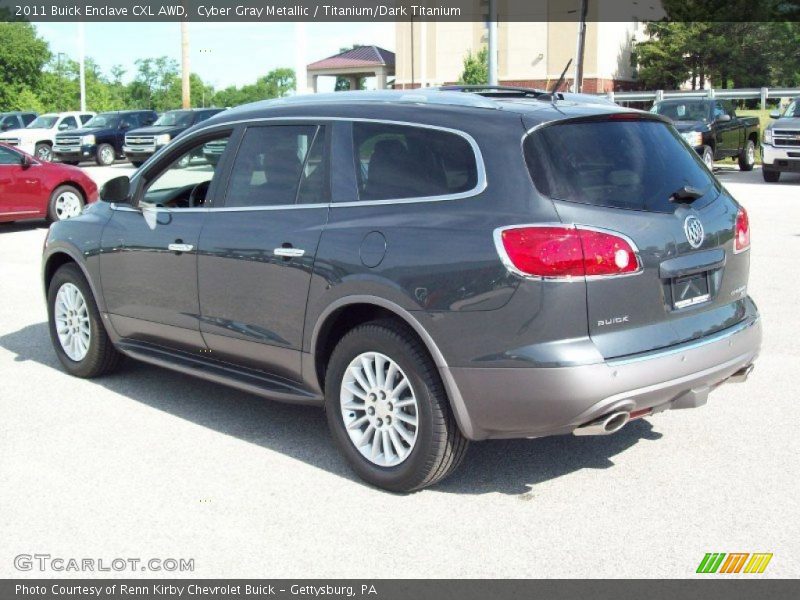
[734, 207, 750, 253]
[496, 225, 640, 279]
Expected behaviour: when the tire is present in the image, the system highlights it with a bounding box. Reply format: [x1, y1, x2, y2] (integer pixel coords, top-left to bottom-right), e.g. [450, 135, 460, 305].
[701, 146, 715, 171]
[325, 320, 468, 492]
[47, 184, 85, 223]
[61, 160, 80, 166]
[47, 263, 122, 378]
[34, 142, 53, 162]
[738, 139, 756, 171]
[96, 143, 115, 166]
[130, 161, 144, 168]
[762, 167, 781, 183]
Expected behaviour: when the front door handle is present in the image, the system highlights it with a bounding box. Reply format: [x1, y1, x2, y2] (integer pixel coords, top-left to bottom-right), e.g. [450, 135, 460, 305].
[168, 243, 194, 253]
[274, 247, 305, 258]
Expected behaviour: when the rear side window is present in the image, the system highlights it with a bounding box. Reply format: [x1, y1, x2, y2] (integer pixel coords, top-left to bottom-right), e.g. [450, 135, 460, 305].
[225, 124, 323, 208]
[523, 119, 718, 213]
[351, 122, 478, 201]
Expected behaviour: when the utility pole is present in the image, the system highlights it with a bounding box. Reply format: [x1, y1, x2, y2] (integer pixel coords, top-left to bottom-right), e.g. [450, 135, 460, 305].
[487, 0, 498, 85]
[181, 21, 191, 108]
[573, 0, 588, 93]
[78, 23, 86, 111]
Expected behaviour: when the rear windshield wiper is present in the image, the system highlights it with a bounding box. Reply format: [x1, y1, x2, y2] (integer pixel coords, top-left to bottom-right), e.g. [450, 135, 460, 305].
[669, 185, 705, 203]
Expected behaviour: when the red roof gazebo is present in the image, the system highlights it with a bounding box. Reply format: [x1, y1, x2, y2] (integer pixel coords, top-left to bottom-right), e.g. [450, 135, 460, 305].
[306, 45, 395, 92]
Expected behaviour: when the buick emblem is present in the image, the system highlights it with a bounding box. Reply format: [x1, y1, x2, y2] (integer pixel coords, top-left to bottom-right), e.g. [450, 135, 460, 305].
[684, 215, 705, 249]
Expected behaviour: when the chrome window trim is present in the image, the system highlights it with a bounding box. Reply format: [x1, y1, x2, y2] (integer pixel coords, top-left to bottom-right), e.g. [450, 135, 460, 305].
[492, 222, 643, 282]
[117, 116, 487, 213]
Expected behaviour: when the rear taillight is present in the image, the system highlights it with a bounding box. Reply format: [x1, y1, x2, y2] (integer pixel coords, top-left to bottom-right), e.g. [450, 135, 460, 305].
[496, 225, 640, 279]
[734, 207, 750, 253]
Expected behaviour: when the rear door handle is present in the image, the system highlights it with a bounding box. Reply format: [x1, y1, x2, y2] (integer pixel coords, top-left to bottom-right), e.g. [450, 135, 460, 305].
[168, 243, 194, 253]
[274, 247, 305, 258]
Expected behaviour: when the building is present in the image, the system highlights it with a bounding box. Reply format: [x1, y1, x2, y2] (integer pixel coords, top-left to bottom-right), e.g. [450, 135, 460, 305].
[394, 18, 646, 92]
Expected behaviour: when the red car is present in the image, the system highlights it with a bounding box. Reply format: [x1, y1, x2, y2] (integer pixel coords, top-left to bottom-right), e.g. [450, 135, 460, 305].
[0, 143, 98, 224]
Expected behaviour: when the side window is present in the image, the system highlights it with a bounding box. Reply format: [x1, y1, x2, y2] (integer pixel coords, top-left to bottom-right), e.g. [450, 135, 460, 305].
[141, 132, 232, 209]
[23, 114, 37, 126]
[0, 116, 16, 131]
[351, 122, 478, 201]
[713, 103, 727, 120]
[0, 146, 20, 164]
[142, 113, 156, 126]
[80, 114, 94, 125]
[225, 125, 320, 208]
[121, 115, 137, 129]
[59, 116, 78, 131]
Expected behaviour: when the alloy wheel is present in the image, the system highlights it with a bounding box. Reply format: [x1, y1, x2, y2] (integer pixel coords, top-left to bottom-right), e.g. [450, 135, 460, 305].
[54, 191, 82, 220]
[101, 146, 114, 165]
[339, 351, 419, 467]
[54, 282, 91, 361]
[36, 145, 52, 161]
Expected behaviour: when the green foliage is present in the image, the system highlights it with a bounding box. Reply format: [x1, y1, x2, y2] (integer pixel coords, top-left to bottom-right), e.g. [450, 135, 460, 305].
[632, 19, 800, 90]
[0, 22, 297, 113]
[459, 47, 489, 85]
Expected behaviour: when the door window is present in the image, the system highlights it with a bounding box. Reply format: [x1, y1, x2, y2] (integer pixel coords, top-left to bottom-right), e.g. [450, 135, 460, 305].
[59, 116, 78, 131]
[141, 133, 232, 209]
[0, 146, 20, 164]
[224, 125, 323, 208]
[351, 122, 479, 201]
[80, 114, 94, 125]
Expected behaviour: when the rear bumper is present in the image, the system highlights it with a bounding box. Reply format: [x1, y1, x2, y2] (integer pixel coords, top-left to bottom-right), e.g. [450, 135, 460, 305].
[762, 144, 800, 171]
[444, 311, 761, 441]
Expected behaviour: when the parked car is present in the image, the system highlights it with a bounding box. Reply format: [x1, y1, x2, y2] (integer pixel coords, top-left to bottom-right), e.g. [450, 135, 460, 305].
[761, 97, 800, 182]
[123, 108, 225, 167]
[0, 111, 38, 132]
[52, 110, 158, 166]
[650, 98, 759, 171]
[0, 112, 95, 162]
[42, 90, 760, 492]
[0, 143, 97, 224]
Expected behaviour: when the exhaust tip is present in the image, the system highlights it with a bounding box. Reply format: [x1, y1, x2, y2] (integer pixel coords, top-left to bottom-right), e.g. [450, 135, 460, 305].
[573, 410, 631, 436]
[603, 411, 630, 434]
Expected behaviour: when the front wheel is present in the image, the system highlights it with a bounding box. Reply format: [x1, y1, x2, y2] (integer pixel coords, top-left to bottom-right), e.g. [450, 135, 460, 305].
[762, 167, 781, 183]
[738, 139, 756, 171]
[325, 320, 468, 492]
[34, 142, 53, 162]
[96, 143, 115, 166]
[47, 184, 84, 222]
[47, 263, 122, 378]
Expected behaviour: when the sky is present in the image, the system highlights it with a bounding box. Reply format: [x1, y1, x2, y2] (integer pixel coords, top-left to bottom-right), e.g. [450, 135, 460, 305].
[33, 21, 396, 92]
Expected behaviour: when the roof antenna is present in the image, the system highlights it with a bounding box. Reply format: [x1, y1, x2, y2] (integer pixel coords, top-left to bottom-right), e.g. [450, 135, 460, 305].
[550, 59, 572, 105]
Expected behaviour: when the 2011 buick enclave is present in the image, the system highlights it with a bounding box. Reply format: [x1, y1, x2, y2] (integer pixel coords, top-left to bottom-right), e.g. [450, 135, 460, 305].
[42, 90, 761, 492]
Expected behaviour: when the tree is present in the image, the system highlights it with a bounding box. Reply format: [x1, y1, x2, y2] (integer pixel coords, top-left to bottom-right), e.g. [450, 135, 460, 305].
[459, 47, 488, 85]
[0, 22, 50, 110]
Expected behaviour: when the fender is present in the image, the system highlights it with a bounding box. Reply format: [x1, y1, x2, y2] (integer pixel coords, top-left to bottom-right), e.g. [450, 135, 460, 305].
[42, 241, 107, 314]
[308, 295, 477, 438]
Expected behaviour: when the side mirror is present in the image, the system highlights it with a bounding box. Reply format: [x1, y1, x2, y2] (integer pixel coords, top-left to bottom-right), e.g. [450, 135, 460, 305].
[715, 114, 731, 123]
[101, 175, 132, 204]
[58, 123, 70, 130]
[20, 154, 32, 169]
[770, 110, 781, 119]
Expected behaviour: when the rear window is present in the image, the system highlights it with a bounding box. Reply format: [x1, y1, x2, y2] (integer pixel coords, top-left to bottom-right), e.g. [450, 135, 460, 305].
[351, 122, 478, 201]
[523, 118, 718, 213]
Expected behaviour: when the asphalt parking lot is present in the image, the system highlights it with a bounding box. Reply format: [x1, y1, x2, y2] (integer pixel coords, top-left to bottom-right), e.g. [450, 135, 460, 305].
[1, 165, 798, 578]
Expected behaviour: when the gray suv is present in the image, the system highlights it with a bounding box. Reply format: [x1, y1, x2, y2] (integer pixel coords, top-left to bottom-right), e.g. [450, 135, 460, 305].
[42, 91, 761, 492]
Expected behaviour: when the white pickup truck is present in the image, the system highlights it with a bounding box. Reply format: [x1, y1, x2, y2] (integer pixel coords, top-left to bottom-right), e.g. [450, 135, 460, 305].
[762, 97, 800, 182]
[0, 111, 95, 162]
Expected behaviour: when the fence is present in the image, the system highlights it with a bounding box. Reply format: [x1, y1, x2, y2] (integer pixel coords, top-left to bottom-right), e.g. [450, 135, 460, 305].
[606, 87, 800, 109]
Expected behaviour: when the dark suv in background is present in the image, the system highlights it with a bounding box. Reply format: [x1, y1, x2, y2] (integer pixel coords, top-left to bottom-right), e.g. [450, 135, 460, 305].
[123, 108, 225, 167]
[0, 111, 37, 131]
[53, 110, 158, 166]
[42, 91, 761, 492]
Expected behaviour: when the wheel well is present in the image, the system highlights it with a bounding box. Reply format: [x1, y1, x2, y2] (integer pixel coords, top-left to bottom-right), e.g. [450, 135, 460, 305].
[44, 252, 76, 292]
[314, 303, 424, 392]
[61, 180, 87, 200]
[748, 132, 759, 144]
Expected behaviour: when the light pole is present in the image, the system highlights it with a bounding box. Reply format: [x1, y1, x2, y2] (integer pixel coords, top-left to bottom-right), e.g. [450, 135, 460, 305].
[78, 23, 86, 111]
[181, 21, 191, 108]
[487, 0, 498, 86]
[573, 0, 588, 93]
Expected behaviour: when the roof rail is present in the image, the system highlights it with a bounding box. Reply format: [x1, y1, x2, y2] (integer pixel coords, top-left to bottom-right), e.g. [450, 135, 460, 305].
[436, 85, 563, 100]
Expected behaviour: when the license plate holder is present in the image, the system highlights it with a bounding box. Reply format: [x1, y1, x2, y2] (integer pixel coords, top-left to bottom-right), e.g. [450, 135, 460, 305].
[672, 272, 711, 309]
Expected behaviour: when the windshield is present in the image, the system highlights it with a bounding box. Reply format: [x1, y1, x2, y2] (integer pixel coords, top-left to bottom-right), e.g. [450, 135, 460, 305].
[153, 111, 194, 127]
[523, 118, 718, 214]
[781, 100, 798, 118]
[83, 114, 120, 129]
[27, 116, 58, 129]
[650, 101, 711, 122]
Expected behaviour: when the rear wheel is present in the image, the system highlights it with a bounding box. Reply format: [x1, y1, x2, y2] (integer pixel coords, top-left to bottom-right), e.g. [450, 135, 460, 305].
[96, 143, 115, 166]
[762, 167, 781, 183]
[738, 139, 756, 171]
[47, 184, 84, 222]
[34, 142, 52, 162]
[325, 320, 468, 492]
[47, 263, 122, 378]
[701, 146, 715, 171]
